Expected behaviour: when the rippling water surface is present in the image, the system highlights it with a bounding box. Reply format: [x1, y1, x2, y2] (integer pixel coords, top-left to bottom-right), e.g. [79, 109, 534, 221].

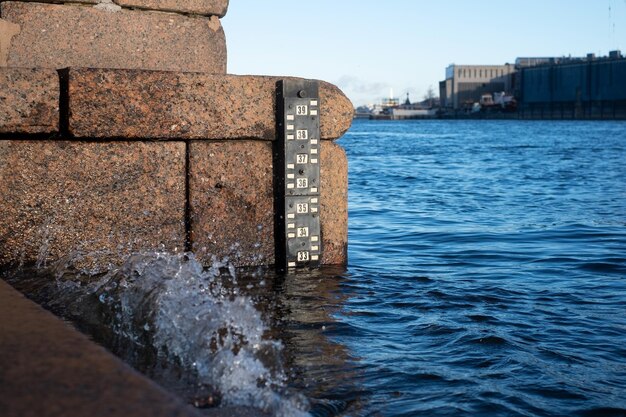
[338, 120, 626, 416]
[5, 120, 626, 417]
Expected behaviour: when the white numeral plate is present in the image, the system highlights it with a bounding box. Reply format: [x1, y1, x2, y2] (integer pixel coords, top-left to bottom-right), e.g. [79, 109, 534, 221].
[297, 251, 310, 262]
[296, 105, 308, 116]
[296, 129, 308, 140]
[296, 154, 308, 164]
[297, 178, 308, 188]
[296, 203, 309, 213]
[297, 226, 309, 237]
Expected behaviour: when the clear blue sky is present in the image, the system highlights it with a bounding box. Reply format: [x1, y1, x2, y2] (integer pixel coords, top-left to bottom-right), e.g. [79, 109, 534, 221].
[222, 1, 626, 106]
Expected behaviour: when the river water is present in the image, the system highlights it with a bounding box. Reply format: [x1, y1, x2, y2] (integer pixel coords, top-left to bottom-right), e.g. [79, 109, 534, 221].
[5, 120, 626, 416]
[336, 120, 626, 416]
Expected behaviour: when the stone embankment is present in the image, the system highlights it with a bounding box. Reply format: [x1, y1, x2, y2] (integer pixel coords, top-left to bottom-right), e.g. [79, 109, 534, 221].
[0, 0, 353, 273]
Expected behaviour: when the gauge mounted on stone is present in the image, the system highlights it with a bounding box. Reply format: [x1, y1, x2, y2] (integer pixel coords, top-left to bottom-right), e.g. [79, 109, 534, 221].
[274, 79, 322, 272]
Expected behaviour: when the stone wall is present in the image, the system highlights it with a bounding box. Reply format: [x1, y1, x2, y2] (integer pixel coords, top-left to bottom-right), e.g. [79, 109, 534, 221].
[0, 1, 352, 273]
[0, 1, 226, 72]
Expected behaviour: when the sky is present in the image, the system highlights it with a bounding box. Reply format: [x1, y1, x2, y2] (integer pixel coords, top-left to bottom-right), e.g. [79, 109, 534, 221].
[222, 1, 626, 107]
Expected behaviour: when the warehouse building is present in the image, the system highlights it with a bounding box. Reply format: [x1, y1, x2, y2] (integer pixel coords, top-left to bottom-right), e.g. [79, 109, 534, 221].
[439, 64, 516, 110]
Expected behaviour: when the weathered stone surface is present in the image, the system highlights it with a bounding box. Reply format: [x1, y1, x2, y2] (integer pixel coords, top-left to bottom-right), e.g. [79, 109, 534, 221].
[319, 141, 348, 265]
[0, 0, 227, 15]
[0, 0, 100, 4]
[0, 280, 205, 417]
[67, 69, 353, 140]
[0, 1, 226, 73]
[189, 140, 347, 267]
[0, 67, 59, 134]
[189, 141, 275, 267]
[318, 81, 354, 141]
[0, 18, 20, 66]
[115, 0, 229, 17]
[0, 141, 186, 273]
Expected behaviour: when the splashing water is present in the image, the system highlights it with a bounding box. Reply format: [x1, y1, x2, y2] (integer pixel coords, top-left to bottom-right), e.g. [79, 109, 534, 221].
[106, 253, 316, 416]
[8, 252, 313, 417]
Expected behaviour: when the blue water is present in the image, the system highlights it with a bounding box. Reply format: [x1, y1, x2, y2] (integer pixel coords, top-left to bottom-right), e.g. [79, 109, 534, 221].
[329, 120, 626, 416]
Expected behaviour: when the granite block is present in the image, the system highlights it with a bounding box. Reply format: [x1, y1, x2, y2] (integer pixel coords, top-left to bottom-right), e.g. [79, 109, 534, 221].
[0, 0, 100, 4]
[189, 140, 347, 267]
[0, 67, 59, 134]
[0, 140, 186, 273]
[319, 141, 348, 266]
[66, 69, 353, 140]
[0, 280, 204, 417]
[115, 0, 229, 17]
[189, 140, 275, 267]
[0, 1, 226, 73]
[0, 18, 20, 66]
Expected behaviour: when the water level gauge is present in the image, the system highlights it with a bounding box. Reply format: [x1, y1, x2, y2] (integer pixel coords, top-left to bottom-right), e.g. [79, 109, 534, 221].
[274, 79, 322, 272]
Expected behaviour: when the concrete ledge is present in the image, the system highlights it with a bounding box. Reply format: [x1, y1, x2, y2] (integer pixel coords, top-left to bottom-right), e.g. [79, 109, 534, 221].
[0, 279, 204, 417]
[0, 1, 226, 73]
[0, 67, 59, 134]
[67, 68, 353, 140]
[190, 140, 348, 267]
[0, 141, 186, 273]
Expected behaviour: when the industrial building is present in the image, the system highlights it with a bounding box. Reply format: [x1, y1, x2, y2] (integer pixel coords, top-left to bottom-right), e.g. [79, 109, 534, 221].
[439, 64, 516, 110]
[438, 52, 626, 119]
[518, 52, 626, 119]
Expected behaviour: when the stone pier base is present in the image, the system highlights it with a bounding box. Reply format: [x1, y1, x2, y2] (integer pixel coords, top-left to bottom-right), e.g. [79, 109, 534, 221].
[0, 67, 352, 272]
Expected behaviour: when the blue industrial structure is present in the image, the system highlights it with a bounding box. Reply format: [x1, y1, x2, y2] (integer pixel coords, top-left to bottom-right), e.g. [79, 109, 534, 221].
[518, 52, 626, 119]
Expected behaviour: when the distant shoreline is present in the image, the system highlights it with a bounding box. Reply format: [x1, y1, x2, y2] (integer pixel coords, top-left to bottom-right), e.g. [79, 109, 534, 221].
[354, 112, 626, 121]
